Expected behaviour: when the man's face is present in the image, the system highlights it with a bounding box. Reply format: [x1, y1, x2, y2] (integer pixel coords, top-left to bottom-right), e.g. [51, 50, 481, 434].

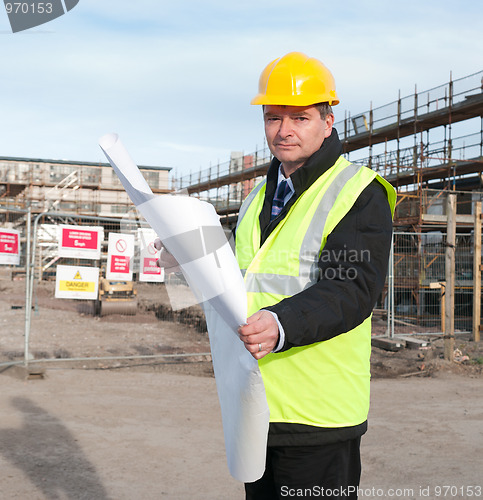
[263, 105, 334, 176]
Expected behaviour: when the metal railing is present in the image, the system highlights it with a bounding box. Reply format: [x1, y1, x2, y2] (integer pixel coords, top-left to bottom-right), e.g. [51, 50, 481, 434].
[352, 131, 483, 182]
[335, 70, 483, 141]
[175, 70, 483, 200]
[175, 145, 272, 192]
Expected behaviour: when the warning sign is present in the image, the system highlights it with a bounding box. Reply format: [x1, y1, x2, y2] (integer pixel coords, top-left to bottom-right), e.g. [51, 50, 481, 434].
[55, 265, 99, 300]
[138, 228, 164, 283]
[58, 224, 103, 260]
[115, 238, 127, 253]
[107, 232, 134, 280]
[0, 229, 20, 266]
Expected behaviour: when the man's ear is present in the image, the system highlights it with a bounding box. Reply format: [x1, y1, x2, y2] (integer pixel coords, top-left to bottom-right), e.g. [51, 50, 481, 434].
[324, 113, 335, 139]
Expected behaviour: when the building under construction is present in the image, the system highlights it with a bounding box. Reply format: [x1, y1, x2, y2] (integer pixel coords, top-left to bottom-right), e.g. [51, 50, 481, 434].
[0, 157, 171, 218]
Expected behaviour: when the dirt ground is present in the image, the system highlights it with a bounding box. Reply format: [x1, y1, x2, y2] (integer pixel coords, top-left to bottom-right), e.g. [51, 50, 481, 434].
[1, 278, 483, 499]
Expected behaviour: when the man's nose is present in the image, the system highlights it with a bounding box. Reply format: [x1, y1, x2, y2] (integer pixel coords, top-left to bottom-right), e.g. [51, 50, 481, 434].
[277, 117, 293, 138]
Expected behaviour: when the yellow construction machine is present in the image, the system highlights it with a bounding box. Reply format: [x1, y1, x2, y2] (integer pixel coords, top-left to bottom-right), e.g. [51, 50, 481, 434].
[95, 274, 138, 316]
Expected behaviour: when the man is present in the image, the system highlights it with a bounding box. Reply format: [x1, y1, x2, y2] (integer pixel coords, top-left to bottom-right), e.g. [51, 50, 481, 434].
[158, 52, 395, 499]
[235, 52, 395, 499]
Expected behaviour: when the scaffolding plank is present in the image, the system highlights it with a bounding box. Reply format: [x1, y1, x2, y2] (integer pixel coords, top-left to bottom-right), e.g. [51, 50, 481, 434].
[396, 336, 430, 349]
[422, 214, 474, 224]
[372, 337, 405, 351]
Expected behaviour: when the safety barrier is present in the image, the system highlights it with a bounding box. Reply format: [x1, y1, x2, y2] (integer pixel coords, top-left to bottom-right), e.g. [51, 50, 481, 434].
[0, 210, 210, 370]
[386, 232, 474, 336]
[1, 204, 480, 369]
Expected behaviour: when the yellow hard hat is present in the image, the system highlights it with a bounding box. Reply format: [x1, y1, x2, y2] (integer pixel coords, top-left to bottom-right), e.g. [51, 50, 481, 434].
[251, 51, 339, 106]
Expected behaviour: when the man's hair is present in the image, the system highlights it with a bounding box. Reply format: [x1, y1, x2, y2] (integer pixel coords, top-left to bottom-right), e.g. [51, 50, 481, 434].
[314, 102, 333, 119]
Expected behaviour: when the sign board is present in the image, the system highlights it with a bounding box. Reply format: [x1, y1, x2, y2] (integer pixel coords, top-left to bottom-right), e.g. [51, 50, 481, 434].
[58, 225, 103, 260]
[106, 232, 134, 280]
[0, 229, 20, 266]
[55, 265, 99, 300]
[138, 228, 164, 283]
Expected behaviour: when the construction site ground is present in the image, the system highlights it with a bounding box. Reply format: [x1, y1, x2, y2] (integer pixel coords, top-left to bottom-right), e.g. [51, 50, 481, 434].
[1, 279, 482, 499]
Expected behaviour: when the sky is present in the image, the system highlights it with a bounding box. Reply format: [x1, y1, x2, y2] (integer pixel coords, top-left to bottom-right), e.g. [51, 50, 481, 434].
[1, 0, 482, 183]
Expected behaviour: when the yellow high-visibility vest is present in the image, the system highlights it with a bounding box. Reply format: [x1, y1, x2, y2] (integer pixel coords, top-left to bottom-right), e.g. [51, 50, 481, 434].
[236, 157, 396, 428]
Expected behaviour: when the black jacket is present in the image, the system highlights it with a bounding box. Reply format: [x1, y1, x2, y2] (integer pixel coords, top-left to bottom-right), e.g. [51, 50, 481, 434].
[247, 129, 393, 446]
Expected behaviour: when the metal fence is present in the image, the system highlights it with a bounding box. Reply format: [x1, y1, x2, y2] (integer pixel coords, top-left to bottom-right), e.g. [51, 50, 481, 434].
[0, 207, 31, 367]
[1, 208, 480, 370]
[386, 231, 476, 336]
[0, 210, 210, 371]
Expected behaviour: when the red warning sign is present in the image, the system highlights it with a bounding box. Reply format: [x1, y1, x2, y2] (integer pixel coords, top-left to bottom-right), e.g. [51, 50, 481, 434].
[111, 255, 130, 273]
[62, 227, 98, 250]
[107, 233, 134, 280]
[138, 228, 164, 283]
[0, 229, 20, 265]
[0, 231, 18, 253]
[58, 225, 103, 260]
[143, 257, 162, 275]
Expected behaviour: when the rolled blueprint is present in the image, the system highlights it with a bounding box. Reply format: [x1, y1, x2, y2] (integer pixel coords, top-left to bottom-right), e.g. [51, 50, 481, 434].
[98, 133, 269, 482]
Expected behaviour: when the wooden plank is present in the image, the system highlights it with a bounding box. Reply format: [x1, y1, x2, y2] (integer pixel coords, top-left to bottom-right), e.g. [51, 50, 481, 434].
[422, 213, 474, 224]
[372, 337, 405, 352]
[473, 201, 481, 342]
[397, 336, 430, 349]
[444, 194, 456, 361]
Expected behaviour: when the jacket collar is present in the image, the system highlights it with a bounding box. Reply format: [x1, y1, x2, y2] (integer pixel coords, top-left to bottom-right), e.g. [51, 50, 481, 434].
[259, 128, 343, 243]
[266, 128, 343, 196]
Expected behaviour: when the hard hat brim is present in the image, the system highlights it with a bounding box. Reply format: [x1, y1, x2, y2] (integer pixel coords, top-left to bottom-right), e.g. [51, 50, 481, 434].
[250, 94, 339, 106]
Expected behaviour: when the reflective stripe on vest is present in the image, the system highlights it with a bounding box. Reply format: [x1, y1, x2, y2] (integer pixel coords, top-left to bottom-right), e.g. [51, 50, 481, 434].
[241, 163, 365, 296]
[235, 157, 396, 428]
[236, 179, 266, 233]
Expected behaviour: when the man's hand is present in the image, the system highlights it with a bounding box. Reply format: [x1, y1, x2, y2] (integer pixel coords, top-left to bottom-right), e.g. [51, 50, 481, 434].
[238, 310, 280, 360]
[154, 237, 180, 274]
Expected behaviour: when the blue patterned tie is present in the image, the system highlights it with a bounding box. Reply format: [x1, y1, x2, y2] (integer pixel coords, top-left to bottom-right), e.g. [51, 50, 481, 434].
[271, 179, 292, 220]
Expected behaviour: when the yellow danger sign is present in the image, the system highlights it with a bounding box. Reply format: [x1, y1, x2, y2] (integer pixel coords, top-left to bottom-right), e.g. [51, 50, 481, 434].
[55, 265, 99, 300]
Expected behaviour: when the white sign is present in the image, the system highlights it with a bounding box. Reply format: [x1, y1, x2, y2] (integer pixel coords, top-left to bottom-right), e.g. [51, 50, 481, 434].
[0, 229, 20, 266]
[138, 228, 164, 282]
[58, 224, 103, 260]
[106, 232, 134, 280]
[55, 265, 99, 300]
